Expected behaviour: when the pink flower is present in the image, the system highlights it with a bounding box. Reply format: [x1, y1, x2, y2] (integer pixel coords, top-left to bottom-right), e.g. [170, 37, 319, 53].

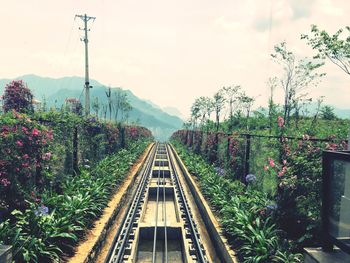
[16, 140, 23, 147]
[278, 166, 287, 177]
[283, 160, 287, 165]
[23, 154, 29, 159]
[22, 162, 29, 168]
[1, 178, 10, 186]
[32, 128, 40, 136]
[277, 116, 284, 127]
[42, 152, 52, 160]
[264, 165, 269, 171]
[46, 130, 53, 140]
[268, 157, 275, 167]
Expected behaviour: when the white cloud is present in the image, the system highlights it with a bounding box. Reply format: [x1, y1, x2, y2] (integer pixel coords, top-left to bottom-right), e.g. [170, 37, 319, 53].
[316, 0, 344, 16]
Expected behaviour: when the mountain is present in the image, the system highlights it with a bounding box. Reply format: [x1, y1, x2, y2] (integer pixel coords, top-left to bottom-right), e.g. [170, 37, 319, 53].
[162, 106, 185, 120]
[0, 75, 183, 140]
[304, 102, 350, 119]
[332, 108, 350, 119]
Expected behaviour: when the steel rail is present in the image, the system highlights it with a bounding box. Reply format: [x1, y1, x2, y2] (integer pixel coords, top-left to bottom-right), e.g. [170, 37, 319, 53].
[167, 144, 208, 263]
[152, 145, 161, 263]
[105, 143, 157, 263]
[163, 158, 168, 263]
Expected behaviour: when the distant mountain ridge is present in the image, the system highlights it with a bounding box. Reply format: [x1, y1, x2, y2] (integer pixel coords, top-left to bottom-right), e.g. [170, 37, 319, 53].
[162, 106, 185, 120]
[0, 74, 183, 140]
[303, 101, 350, 119]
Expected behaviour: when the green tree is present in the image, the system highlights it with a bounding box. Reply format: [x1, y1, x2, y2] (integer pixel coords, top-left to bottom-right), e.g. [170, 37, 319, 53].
[190, 98, 203, 130]
[92, 96, 100, 119]
[321, 105, 337, 120]
[267, 77, 278, 133]
[239, 92, 255, 131]
[271, 42, 324, 126]
[302, 25, 350, 75]
[105, 86, 112, 121]
[120, 95, 132, 123]
[303, 25, 350, 147]
[213, 89, 226, 131]
[223, 85, 241, 131]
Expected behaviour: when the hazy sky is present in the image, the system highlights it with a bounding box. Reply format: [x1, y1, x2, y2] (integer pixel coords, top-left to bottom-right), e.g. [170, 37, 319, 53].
[1, 0, 349, 117]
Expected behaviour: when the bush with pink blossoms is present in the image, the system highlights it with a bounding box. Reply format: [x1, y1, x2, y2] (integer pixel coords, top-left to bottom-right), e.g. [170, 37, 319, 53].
[3, 80, 34, 113]
[0, 110, 53, 210]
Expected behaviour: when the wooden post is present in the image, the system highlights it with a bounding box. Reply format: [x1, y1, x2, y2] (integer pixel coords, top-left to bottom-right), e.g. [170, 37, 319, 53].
[244, 134, 251, 180]
[73, 126, 79, 174]
[227, 136, 231, 164]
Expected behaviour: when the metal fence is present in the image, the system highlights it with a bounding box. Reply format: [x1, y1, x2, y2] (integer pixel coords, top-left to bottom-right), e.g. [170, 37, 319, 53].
[172, 129, 348, 182]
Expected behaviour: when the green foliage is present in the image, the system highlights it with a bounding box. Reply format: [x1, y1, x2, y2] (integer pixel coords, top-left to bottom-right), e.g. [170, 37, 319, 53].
[271, 42, 325, 127]
[172, 141, 302, 262]
[173, 121, 348, 249]
[302, 25, 350, 75]
[0, 140, 150, 262]
[320, 105, 337, 120]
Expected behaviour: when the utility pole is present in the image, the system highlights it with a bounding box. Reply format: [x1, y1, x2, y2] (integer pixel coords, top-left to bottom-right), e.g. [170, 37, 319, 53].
[75, 14, 96, 116]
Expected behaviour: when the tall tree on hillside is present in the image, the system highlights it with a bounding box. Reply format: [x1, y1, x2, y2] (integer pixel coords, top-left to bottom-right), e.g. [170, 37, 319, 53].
[192, 96, 210, 129]
[267, 77, 278, 133]
[292, 94, 312, 129]
[102, 104, 108, 120]
[92, 96, 100, 119]
[271, 42, 324, 126]
[310, 96, 324, 130]
[190, 99, 201, 130]
[223, 85, 241, 131]
[200, 96, 214, 133]
[113, 90, 124, 122]
[239, 92, 255, 130]
[41, 96, 48, 112]
[105, 87, 112, 121]
[112, 89, 132, 123]
[120, 96, 132, 123]
[3, 80, 34, 113]
[213, 89, 226, 131]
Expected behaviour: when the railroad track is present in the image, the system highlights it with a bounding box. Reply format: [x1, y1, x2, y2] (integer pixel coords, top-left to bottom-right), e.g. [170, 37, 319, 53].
[104, 143, 209, 263]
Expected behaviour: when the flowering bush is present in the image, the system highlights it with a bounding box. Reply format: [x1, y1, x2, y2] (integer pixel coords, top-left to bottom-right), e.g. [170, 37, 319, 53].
[0, 135, 151, 262]
[0, 111, 53, 210]
[262, 157, 287, 196]
[277, 134, 347, 246]
[277, 116, 284, 127]
[172, 141, 303, 262]
[3, 80, 34, 113]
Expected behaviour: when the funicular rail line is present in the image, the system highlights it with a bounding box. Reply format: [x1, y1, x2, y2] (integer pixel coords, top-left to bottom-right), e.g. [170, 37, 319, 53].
[104, 143, 209, 263]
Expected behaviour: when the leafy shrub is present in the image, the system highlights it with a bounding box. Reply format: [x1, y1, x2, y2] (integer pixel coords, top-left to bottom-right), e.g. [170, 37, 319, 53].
[0, 139, 150, 262]
[172, 141, 302, 263]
